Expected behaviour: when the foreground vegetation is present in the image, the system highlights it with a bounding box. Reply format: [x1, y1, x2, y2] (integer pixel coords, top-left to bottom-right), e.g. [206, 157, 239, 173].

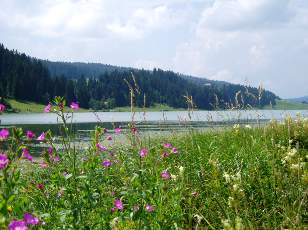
[0, 98, 308, 229]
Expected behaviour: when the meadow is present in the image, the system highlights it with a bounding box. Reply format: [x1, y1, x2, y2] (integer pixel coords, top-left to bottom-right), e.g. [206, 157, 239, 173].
[0, 97, 307, 229]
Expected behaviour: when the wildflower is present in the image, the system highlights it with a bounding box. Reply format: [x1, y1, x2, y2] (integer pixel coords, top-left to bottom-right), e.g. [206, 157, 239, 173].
[132, 205, 140, 212]
[131, 127, 138, 134]
[106, 135, 112, 141]
[37, 132, 45, 141]
[47, 146, 53, 155]
[139, 148, 148, 158]
[178, 166, 184, 176]
[57, 187, 65, 198]
[9, 220, 28, 230]
[111, 207, 116, 213]
[22, 148, 33, 162]
[96, 143, 107, 151]
[114, 199, 123, 210]
[26, 130, 35, 140]
[163, 143, 172, 148]
[171, 147, 178, 154]
[0, 103, 6, 112]
[102, 159, 112, 167]
[191, 191, 199, 197]
[114, 127, 121, 134]
[0, 128, 9, 140]
[145, 204, 155, 212]
[161, 152, 169, 158]
[53, 156, 60, 163]
[44, 103, 52, 113]
[0, 153, 9, 169]
[245, 124, 252, 129]
[39, 162, 48, 169]
[36, 183, 44, 190]
[23, 213, 39, 225]
[70, 102, 79, 110]
[161, 170, 171, 180]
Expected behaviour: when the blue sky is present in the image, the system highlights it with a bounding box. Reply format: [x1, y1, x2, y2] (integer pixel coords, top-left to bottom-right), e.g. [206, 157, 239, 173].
[0, 0, 308, 98]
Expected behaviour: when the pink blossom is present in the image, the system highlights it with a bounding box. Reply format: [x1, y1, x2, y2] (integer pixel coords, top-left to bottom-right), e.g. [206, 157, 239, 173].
[47, 146, 53, 155]
[0, 153, 9, 169]
[39, 162, 48, 169]
[36, 183, 44, 190]
[23, 213, 39, 225]
[114, 199, 123, 210]
[131, 127, 138, 134]
[161, 152, 169, 158]
[53, 156, 60, 163]
[26, 130, 35, 140]
[139, 148, 148, 158]
[96, 143, 107, 151]
[9, 220, 28, 230]
[37, 132, 45, 141]
[22, 148, 33, 162]
[171, 147, 178, 154]
[145, 204, 155, 212]
[44, 103, 52, 113]
[70, 102, 79, 110]
[106, 135, 112, 141]
[114, 127, 121, 134]
[163, 143, 173, 149]
[0, 128, 9, 140]
[102, 159, 112, 167]
[161, 170, 171, 180]
[0, 103, 6, 112]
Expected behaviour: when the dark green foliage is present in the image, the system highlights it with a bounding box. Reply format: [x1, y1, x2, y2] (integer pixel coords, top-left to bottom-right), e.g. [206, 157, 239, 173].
[0, 44, 278, 109]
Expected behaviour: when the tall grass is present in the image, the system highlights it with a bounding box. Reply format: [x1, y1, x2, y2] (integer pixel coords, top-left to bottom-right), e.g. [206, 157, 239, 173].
[0, 95, 307, 229]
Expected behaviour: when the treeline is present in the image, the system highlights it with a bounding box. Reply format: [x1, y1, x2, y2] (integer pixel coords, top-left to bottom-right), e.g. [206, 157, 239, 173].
[0, 44, 278, 110]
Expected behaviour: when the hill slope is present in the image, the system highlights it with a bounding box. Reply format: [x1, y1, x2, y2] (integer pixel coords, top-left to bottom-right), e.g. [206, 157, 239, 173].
[0, 43, 278, 110]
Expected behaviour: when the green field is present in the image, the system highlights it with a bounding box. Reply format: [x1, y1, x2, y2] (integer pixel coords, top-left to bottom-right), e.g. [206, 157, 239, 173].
[1, 105, 307, 228]
[264, 99, 308, 110]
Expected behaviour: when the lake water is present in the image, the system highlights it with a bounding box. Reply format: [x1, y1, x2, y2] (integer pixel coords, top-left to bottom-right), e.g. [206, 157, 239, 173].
[1, 110, 307, 125]
[1, 110, 307, 155]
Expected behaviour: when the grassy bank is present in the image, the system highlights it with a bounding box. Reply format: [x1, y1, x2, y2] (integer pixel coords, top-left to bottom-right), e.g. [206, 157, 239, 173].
[1, 105, 307, 228]
[264, 99, 308, 110]
[6, 99, 178, 113]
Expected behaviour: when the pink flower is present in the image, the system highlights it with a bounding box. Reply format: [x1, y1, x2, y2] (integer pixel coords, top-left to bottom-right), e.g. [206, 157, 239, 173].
[9, 220, 28, 230]
[37, 132, 45, 141]
[106, 135, 112, 141]
[36, 183, 44, 190]
[47, 146, 53, 155]
[163, 143, 172, 149]
[145, 204, 155, 212]
[171, 147, 178, 154]
[0, 153, 9, 170]
[26, 130, 35, 140]
[0, 129, 9, 140]
[44, 103, 52, 113]
[22, 148, 33, 162]
[161, 170, 171, 180]
[96, 143, 107, 151]
[0, 103, 6, 112]
[161, 152, 169, 158]
[139, 148, 148, 158]
[131, 127, 138, 134]
[23, 213, 39, 225]
[114, 199, 123, 210]
[53, 156, 60, 162]
[70, 102, 79, 110]
[102, 159, 112, 167]
[39, 162, 48, 169]
[114, 127, 121, 134]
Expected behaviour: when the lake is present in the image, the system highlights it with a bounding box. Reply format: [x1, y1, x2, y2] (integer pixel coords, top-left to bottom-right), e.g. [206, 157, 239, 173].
[0, 109, 307, 134]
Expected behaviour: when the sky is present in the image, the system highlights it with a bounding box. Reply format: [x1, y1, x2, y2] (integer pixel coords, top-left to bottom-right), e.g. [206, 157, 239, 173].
[0, 0, 308, 98]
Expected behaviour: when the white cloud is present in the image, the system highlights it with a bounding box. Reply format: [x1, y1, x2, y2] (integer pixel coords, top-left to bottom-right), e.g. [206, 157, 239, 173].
[172, 0, 308, 97]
